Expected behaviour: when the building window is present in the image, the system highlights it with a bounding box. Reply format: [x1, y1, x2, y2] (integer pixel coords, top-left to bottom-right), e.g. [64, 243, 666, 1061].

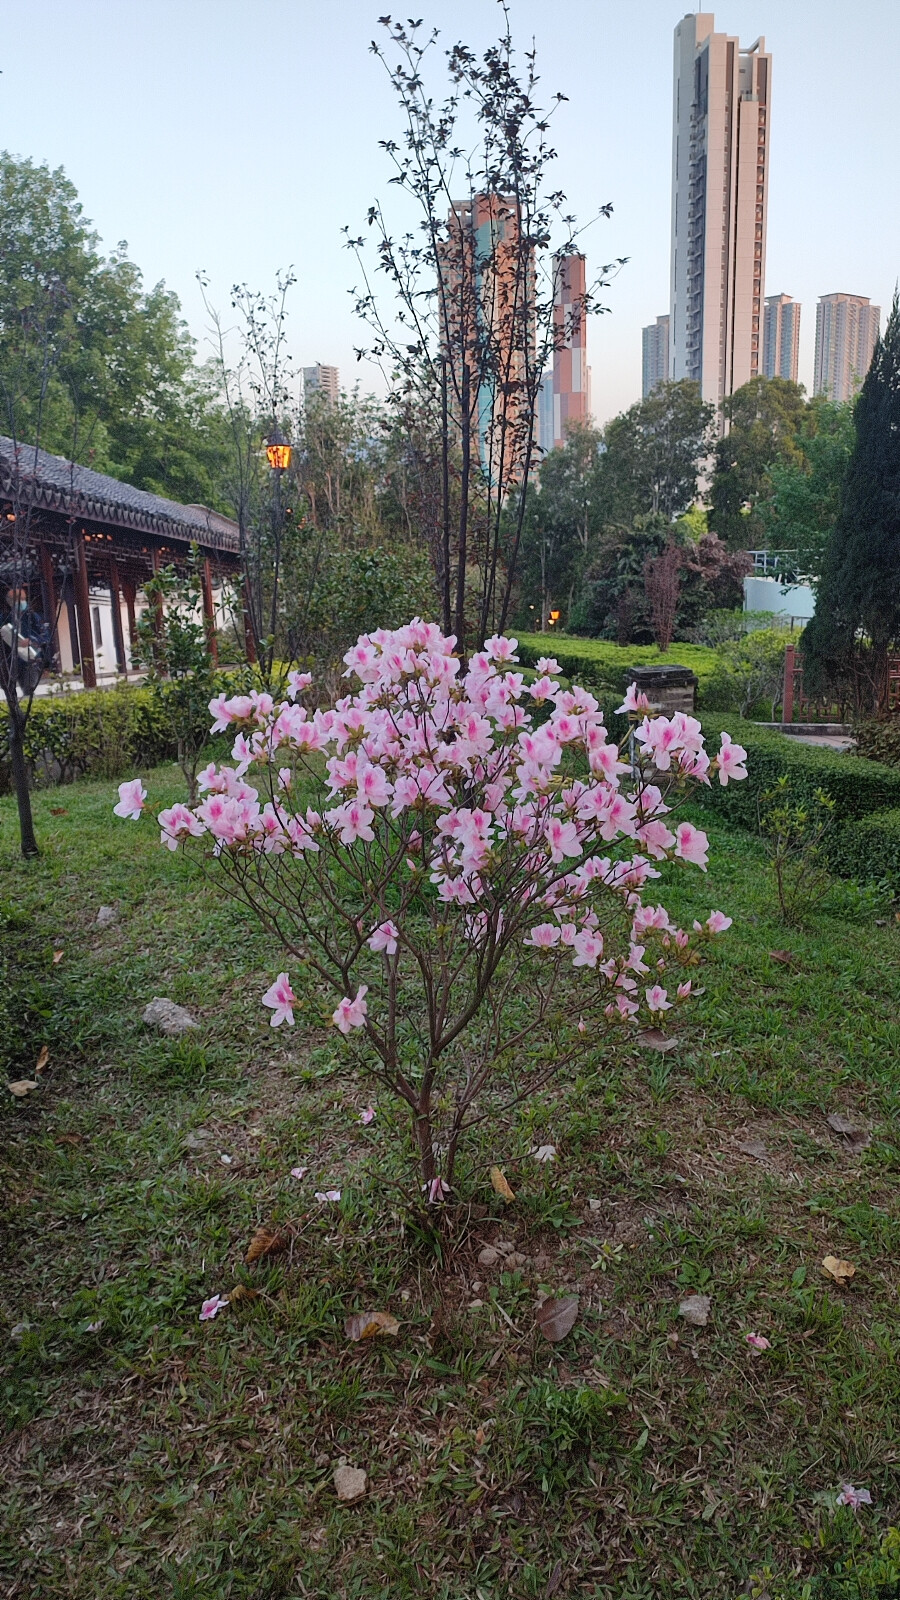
[92, 606, 103, 648]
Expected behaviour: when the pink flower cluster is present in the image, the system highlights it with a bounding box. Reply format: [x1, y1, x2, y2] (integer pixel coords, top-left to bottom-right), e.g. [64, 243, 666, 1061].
[114, 620, 747, 1041]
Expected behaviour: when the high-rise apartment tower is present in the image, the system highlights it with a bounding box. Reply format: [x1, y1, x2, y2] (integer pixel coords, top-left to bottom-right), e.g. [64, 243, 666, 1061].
[670, 14, 771, 411]
[549, 253, 590, 448]
[303, 364, 339, 405]
[813, 294, 880, 403]
[762, 294, 800, 382]
[642, 314, 670, 397]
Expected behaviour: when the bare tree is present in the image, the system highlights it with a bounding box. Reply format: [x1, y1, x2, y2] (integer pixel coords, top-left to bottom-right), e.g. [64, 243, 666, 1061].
[644, 541, 682, 653]
[346, 9, 622, 658]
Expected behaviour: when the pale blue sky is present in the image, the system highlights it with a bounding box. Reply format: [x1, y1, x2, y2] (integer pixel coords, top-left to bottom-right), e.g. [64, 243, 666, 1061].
[3, 0, 898, 422]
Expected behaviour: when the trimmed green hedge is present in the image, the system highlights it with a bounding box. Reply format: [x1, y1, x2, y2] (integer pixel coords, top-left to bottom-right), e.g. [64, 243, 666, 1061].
[516, 632, 720, 691]
[832, 808, 900, 887]
[1, 680, 232, 790]
[695, 714, 900, 829]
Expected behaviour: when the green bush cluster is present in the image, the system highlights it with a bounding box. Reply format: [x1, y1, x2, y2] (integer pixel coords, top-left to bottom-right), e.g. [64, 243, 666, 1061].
[0, 679, 233, 791]
[832, 807, 900, 888]
[695, 714, 900, 830]
[516, 631, 720, 690]
[853, 718, 900, 769]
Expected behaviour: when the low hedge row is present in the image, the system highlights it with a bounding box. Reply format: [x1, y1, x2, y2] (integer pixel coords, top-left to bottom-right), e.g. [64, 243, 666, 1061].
[515, 633, 720, 690]
[694, 714, 900, 829]
[1, 678, 235, 789]
[832, 808, 900, 887]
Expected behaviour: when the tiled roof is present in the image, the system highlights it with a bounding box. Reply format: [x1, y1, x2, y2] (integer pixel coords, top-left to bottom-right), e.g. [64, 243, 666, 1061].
[0, 437, 240, 554]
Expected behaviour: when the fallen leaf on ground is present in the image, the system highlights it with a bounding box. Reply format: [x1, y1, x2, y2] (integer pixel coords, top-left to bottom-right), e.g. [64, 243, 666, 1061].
[54, 1133, 82, 1147]
[826, 1113, 868, 1149]
[546, 1559, 564, 1597]
[678, 1293, 711, 1327]
[52, 950, 63, 964]
[49, 807, 68, 815]
[637, 1029, 677, 1051]
[821, 1255, 856, 1285]
[490, 1166, 515, 1202]
[227, 1284, 260, 1306]
[333, 1464, 367, 1503]
[245, 1225, 289, 1264]
[736, 1139, 768, 1160]
[535, 1294, 579, 1342]
[344, 1310, 400, 1341]
[8, 1080, 38, 1097]
[35, 1046, 50, 1074]
[532, 1144, 557, 1163]
[769, 950, 795, 965]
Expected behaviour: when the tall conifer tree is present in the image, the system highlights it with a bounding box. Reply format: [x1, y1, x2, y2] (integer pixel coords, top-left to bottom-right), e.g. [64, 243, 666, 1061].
[803, 292, 900, 711]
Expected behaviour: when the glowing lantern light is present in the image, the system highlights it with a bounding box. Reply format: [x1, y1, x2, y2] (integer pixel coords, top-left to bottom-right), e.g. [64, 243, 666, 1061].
[265, 427, 292, 472]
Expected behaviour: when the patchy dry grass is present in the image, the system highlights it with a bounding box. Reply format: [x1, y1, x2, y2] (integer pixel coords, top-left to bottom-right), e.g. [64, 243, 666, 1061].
[2, 770, 900, 1599]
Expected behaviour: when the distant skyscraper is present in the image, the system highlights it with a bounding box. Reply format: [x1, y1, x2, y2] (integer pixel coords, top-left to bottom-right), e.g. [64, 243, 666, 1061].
[813, 294, 880, 402]
[763, 294, 801, 383]
[303, 364, 339, 404]
[642, 314, 670, 397]
[536, 370, 555, 455]
[550, 252, 590, 448]
[670, 14, 771, 411]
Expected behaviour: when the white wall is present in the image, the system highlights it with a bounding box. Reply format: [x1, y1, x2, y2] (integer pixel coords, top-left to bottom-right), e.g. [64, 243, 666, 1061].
[743, 574, 815, 625]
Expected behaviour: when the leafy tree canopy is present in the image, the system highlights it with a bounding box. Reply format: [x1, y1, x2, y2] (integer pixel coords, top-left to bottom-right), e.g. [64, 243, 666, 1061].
[708, 375, 807, 547]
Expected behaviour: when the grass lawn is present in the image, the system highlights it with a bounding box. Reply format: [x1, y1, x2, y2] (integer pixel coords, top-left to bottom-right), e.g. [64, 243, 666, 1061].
[3, 767, 900, 1599]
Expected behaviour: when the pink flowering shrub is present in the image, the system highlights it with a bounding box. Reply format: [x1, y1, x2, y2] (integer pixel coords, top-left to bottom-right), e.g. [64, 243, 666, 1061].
[114, 622, 747, 1198]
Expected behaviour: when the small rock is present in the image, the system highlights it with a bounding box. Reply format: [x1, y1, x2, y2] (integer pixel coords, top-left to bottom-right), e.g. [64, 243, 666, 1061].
[333, 1464, 367, 1504]
[495, 1240, 515, 1256]
[506, 1251, 528, 1268]
[10, 1322, 31, 1341]
[587, 1198, 603, 1214]
[95, 905, 118, 928]
[478, 1246, 500, 1267]
[184, 1128, 213, 1149]
[142, 998, 199, 1036]
[678, 1294, 711, 1327]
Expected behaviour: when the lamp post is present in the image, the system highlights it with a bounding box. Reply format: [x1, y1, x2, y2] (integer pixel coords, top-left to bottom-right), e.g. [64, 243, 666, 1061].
[262, 426, 292, 679]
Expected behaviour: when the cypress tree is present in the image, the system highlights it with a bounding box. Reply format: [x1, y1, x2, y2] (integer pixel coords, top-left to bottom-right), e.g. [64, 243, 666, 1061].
[802, 291, 900, 712]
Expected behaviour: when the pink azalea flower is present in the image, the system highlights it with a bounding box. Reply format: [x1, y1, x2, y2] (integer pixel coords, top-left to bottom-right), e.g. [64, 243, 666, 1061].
[360, 1105, 376, 1125]
[545, 816, 582, 863]
[524, 922, 562, 950]
[287, 669, 313, 699]
[616, 683, 651, 715]
[368, 920, 399, 955]
[535, 657, 560, 675]
[675, 821, 709, 870]
[261, 972, 297, 1028]
[290, 1166, 308, 1180]
[645, 984, 671, 1013]
[703, 911, 733, 934]
[158, 803, 205, 851]
[113, 778, 147, 820]
[716, 731, 749, 786]
[199, 1294, 228, 1321]
[572, 930, 604, 968]
[424, 1176, 451, 1203]
[315, 1189, 342, 1203]
[577, 1017, 586, 1033]
[332, 986, 368, 1034]
[837, 1484, 873, 1509]
[745, 1332, 771, 1350]
[677, 980, 693, 1000]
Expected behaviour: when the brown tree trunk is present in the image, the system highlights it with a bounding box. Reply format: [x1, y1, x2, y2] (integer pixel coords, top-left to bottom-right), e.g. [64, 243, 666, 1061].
[4, 689, 39, 858]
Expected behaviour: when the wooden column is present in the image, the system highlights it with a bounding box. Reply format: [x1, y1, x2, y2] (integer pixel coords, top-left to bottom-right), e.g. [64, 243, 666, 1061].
[123, 581, 137, 664]
[108, 555, 127, 674]
[73, 529, 96, 689]
[150, 547, 164, 636]
[201, 557, 219, 664]
[38, 541, 60, 665]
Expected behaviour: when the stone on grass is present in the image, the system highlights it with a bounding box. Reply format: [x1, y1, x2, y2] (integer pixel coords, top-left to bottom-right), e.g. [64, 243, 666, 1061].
[678, 1294, 711, 1327]
[333, 1464, 367, 1504]
[478, 1246, 500, 1267]
[142, 998, 199, 1036]
[96, 905, 118, 928]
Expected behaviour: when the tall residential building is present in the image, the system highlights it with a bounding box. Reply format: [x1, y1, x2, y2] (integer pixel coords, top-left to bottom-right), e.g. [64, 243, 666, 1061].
[642, 314, 670, 397]
[813, 294, 880, 402]
[549, 252, 590, 448]
[763, 294, 800, 382]
[303, 364, 339, 404]
[439, 193, 535, 480]
[536, 370, 555, 455]
[670, 14, 772, 411]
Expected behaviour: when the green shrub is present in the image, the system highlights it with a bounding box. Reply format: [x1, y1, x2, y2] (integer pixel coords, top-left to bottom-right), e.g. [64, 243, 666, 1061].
[515, 632, 720, 692]
[854, 718, 900, 768]
[695, 715, 900, 829]
[831, 807, 900, 888]
[0, 675, 238, 791]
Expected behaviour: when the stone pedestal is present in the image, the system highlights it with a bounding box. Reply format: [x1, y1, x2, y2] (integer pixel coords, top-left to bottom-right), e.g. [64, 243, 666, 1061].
[628, 664, 698, 716]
